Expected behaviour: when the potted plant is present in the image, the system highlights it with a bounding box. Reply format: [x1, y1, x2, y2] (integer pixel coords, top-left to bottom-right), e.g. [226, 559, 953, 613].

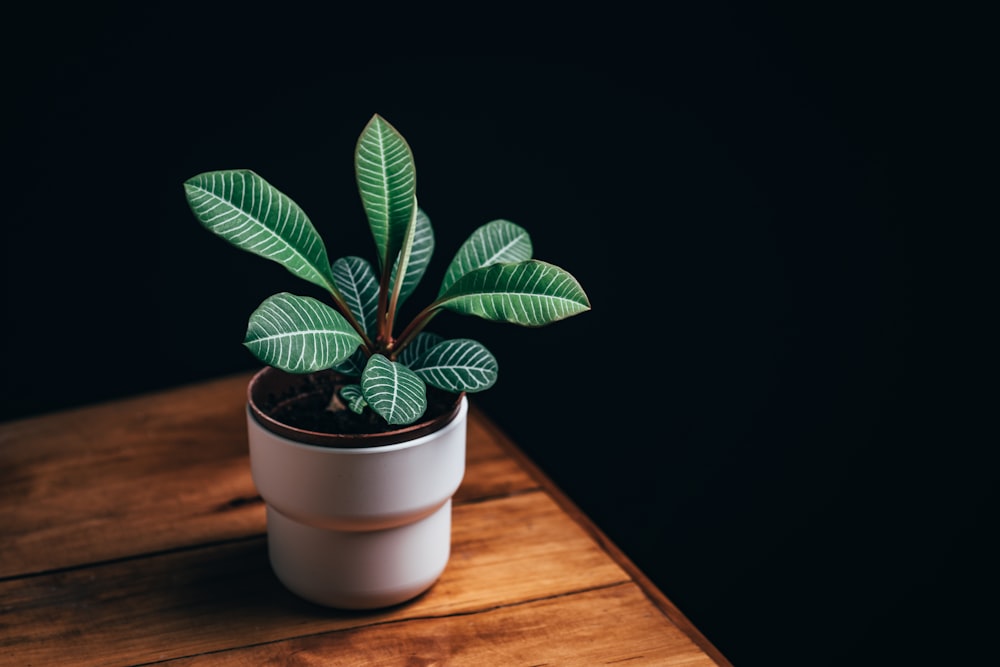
[183, 113, 590, 609]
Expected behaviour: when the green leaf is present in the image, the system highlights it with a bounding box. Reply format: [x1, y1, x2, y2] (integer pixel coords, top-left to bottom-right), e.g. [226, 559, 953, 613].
[398, 331, 444, 368]
[184, 170, 335, 292]
[331, 256, 379, 337]
[340, 384, 368, 414]
[390, 208, 435, 311]
[438, 219, 532, 297]
[438, 260, 591, 326]
[361, 354, 427, 425]
[244, 293, 363, 373]
[355, 114, 416, 271]
[331, 348, 367, 377]
[411, 338, 498, 393]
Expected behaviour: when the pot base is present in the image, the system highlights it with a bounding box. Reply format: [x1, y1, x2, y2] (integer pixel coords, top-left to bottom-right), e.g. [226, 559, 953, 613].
[266, 500, 452, 610]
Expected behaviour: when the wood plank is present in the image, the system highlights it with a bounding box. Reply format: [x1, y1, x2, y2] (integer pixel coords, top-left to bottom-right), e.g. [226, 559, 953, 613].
[158, 584, 719, 666]
[0, 373, 727, 666]
[457, 407, 540, 501]
[0, 492, 630, 666]
[0, 374, 536, 578]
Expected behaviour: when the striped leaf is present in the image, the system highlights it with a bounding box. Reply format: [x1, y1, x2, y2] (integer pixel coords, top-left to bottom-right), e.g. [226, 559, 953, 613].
[411, 338, 498, 393]
[438, 260, 591, 326]
[361, 354, 427, 425]
[331, 348, 367, 377]
[331, 256, 379, 337]
[355, 114, 416, 271]
[339, 384, 368, 414]
[438, 219, 532, 297]
[398, 331, 444, 368]
[390, 208, 435, 310]
[243, 293, 362, 373]
[184, 170, 335, 292]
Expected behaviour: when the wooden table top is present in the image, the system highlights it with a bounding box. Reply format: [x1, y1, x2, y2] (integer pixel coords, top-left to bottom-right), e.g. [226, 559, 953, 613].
[0, 372, 731, 666]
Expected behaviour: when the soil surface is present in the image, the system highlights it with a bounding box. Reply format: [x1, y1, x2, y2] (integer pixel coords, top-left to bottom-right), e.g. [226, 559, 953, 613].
[256, 370, 461, 436]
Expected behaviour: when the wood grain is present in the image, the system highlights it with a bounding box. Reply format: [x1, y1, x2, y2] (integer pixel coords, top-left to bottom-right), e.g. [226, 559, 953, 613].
[0, 371, 730, 666]
[1, 494, 627, 666]
[0, 373, 536, 578]
[159, 585, 718, 667]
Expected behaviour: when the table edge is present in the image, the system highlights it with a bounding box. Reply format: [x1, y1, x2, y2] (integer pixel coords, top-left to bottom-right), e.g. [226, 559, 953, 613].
[469, 403, 734, 667]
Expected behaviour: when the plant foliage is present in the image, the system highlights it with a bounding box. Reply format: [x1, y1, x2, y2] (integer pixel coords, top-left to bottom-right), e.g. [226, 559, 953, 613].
[185, 114, 590, 425]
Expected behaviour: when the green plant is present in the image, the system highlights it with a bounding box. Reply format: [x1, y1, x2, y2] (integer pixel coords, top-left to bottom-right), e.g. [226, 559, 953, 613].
[184, 114, 590, 426]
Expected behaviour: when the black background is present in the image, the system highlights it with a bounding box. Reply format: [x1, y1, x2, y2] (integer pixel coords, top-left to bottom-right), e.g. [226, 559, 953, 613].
[1, 2, 989, 665]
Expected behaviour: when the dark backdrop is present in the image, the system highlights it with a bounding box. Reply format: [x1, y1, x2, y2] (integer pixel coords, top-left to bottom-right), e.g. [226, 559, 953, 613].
[1, 3, 987, 665]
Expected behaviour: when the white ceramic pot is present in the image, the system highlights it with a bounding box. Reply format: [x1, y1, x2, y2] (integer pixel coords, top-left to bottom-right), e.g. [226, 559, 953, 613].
[246, 367, 467, 609]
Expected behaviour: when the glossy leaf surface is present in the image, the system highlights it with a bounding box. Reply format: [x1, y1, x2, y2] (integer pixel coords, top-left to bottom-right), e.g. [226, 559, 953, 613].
[244, 293, 362, 373]
[340, 384, 367, 414]
[438, 260, 591, 326]
[398, 331, 444, 368]
[184, 170, 335, 292]
[361, 354, 427, 425]
[331, 256, 379, 337]
[355, 115, 416, 270]
[411, 338, 498, 393]
[390, 208, 435, 310]
[439, 219, 532, 296]
[331, 348, 368, 377]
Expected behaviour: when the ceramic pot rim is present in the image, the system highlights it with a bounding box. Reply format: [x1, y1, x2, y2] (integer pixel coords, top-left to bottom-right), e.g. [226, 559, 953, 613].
[247, 366, 466, 449]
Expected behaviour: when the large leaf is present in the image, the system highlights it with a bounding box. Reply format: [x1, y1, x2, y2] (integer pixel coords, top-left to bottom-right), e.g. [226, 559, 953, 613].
[390, 208, 435, 311]
[411, 338, 498, 393]
[244, 293, 362, 373]
[438, 219, 532, 297]
[184, 170, 335, 292]
[355, 114, 416, 271]
[361, 354, 427, 425]
[438, 260, 591, 326]
[398, 331, 444, 368]
[331, 256, 379, 337]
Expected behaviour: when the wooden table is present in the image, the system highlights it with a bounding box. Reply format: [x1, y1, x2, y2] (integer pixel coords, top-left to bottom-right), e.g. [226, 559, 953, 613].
[1, 372, 731, 666]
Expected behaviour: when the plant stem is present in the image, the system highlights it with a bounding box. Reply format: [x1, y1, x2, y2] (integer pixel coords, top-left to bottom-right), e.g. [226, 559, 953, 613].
[393, 305, 441, 354]
[384, 204, 418, 348]
[375, 258, 393, 349]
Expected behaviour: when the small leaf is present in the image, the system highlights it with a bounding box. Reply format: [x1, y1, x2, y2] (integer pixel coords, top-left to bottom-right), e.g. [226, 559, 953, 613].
[244, 293, 362, 373]
[340, 384, 368, 414]
[184, 170, 335, 292]
[331, 348, 368, 377]
[439, 219, 532, 297]
[411, 339, 498, 393]
[361, 354, 427, 425]
[355, 114, 416, 271]
[331, 256, 379, 337]
[438, 260, 591, 326]
[390, 208, 435, 311]
[398, 331, 445, 368]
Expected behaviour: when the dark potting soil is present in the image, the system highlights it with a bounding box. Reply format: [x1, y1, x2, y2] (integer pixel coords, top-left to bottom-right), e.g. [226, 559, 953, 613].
[258, 370, 461, 436]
